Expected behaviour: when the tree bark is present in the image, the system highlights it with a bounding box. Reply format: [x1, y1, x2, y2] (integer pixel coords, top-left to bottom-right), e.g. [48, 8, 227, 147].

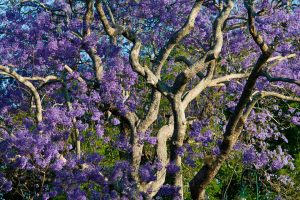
[169, 95, 187, 198]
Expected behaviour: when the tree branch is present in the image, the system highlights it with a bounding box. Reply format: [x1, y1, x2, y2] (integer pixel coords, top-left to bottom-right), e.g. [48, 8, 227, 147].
[142, 116, 174, 197]
[0, 65, 43, 123]
[24, 75, 58, 82]
[267, 53, 296, 63]
[182, 0, 235, 108]
[261, 71, 300, 87]
[259, 91, 300, 102]
[209, 73, 250, 86]
[175, 56, 205, 79]
[153, 0, 204, 76]
[172, 54, 208, 94]
[95, 0, 171, 95]
[212, 0, 235, 58]
[244, 1, 270, 54]
[95, 0, 120, 37]
[189, 1, 274, 198]
[82, 0, 104, 81]
[126, 31, 171, 95]
[63, 65, 86, 84]
[62, 73, 81, 157]
[83, 0, 94, 37]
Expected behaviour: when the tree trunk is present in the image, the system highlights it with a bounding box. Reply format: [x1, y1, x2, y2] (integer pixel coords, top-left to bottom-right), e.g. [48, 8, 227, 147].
[169, 95, 187, 198]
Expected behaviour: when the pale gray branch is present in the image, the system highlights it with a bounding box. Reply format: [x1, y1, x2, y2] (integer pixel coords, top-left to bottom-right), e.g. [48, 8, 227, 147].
[0, 65, 43, 123]
[142, 117, 174, 197]
[259, 91, 300, 102]
[209, 73, 250, 86]
[153, 0, 204, 76]
[189, 1, 275, 198]
[267, 53, 296, 63]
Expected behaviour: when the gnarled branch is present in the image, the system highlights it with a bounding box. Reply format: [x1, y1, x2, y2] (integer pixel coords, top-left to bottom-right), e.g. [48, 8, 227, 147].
[0, 65, 43, 123]
[261, 71, 300, 87]
[153, 0, 204, 76]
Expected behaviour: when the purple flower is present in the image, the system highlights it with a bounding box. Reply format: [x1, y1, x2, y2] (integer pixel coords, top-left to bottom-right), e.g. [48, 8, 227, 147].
[243, 147, 256, 164]
[145, 136, 157, 145]
[67, 188, 87, 200]
[42, 193, 50, 200]
[0, 173, 12, 192]
[155, 160, 163, 171]
[176, 147, 185, 157]
[51, 156, 66, 171]
[157, 184, 180, 197]
[91, 110, 102, 121]
[184, 157, 196, 168]
[166, 162, 180, 174]
[111, 118, 120, 126]
[291, 116, 300, 126]
[139, 165, 156, 182]
[14, 156, 28, 169]
[95, 124, 104, 137]
[272, 159, 284, 170]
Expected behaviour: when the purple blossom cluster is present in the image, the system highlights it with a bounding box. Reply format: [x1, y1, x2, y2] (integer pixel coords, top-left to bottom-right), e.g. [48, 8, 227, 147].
[0, 0, 299, 199]
[242, 145, 294, 171]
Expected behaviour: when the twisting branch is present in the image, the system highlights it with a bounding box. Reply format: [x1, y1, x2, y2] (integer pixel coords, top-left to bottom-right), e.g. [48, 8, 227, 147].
[224, 22, 247, 31]
[126, 31, 170, 184]
[63, 65, 86, 84]
[0, 72, 58, 83]
[138, 91, 162, 132]
[172, 54, 208, 94]
[212, 0, 235, 58]
[129, 90, 162, 185]
[182, 78, 211, 109]
[83, 0, 94, 37]
[95, 0, 121, 37]
[86, 50, 104, 82]
[182, 0, 236, 109]
[189, 55, 272, 199]
[261, 71, 300, 87]
[103, 1, 116, 25]
[0, 65, 43, 123]
[182, 0, 235, 108]
[259, 91, 300, 102]
[160, 1, 235, 197]
[141, 116, 174, 198]
[36, 65, 86, 96]
[267, 53, 296, 63]
[62, 72, 81, 158]
[95, 1, 173, 190]
[244, 1, 270, 54]
[153, 0, 204, 76]
[209, 73, 250, 86]
[0, 125, 12, 135]
[189, 1, 275, 198]
[23, 75, 58, 82]
[96, 0, 172, 95]
[95, 1, 166, 188]
[82, 0, 104, 81]
[175, 56, 205, 79]
[125, 31, 171, 95]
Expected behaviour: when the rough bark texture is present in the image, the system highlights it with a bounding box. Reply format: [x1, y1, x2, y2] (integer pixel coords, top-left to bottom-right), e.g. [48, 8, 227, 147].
[169, 96, 187, 197]
[189, 2, 275, 199]
[0, 65, 43, 123]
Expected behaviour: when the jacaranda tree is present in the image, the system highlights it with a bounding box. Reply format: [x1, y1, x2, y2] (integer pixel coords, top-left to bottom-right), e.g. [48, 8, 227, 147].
[0, 0, 299, 199]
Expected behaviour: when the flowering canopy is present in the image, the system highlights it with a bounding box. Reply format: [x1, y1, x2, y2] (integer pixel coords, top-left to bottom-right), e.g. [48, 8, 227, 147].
[0, 0, 299, 199]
